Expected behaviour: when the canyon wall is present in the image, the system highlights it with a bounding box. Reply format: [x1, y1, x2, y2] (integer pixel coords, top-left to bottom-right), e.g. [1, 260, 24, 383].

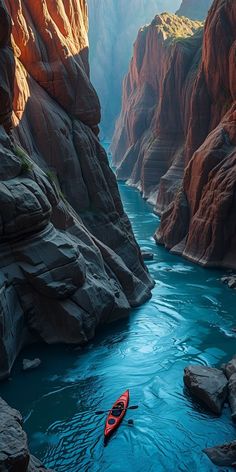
[87, 0, 181, 138]
[112, 13, 203, 205]
[112, 0, 236, 269]
[0, 397, 53, 471]
[176, 0, 213, 20]
[0, 0, 153, 382]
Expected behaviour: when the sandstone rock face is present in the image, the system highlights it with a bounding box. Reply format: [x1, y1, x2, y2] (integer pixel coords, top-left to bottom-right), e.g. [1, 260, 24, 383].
[184, 365, 228, 414]
[112, 0, 236, 269]
[0, 0, 153, 380]
[112, 13, 202, 207]
[0, 396, 53, 471]
[176, 0, 213, 20]
[87, 0, 181, 138]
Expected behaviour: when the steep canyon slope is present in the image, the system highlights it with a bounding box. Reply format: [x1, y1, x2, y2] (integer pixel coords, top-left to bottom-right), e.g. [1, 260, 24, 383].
[0, 0, 153, 383]
[112, 0, 236, 269]
[87, 0, 181, 138]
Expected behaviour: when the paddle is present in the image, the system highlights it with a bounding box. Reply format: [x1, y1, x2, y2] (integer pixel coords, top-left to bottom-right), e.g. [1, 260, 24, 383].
[95, 405, 139, 415]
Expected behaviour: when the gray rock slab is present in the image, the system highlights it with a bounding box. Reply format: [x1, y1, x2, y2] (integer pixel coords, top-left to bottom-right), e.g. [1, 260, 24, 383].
[184, 365, 228, 414]
[204, 441, 236, 466]
[22, 358, 41, 371]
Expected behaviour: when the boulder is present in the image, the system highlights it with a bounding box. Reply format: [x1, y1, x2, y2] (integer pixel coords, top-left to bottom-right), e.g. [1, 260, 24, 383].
[224, 356, 236, 379]
[204, 441, 236, 467]
[22, 358, 41, 371]
[228, 277, 236, 289]
[184, 365, 228, 414]
[228, 373, 236, 421]
[0, 396, 53, 471]
[141, 251, 154, 261]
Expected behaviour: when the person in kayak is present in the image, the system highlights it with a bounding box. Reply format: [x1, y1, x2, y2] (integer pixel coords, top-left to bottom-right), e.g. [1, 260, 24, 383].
[111, 402, 124, 417]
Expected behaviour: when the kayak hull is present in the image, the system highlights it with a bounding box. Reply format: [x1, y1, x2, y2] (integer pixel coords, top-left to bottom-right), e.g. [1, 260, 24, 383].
[104, 390, 129, 443]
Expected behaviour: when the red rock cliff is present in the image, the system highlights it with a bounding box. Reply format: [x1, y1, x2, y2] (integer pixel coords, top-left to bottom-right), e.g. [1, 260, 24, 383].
[112, 0, 236, 269]
[111, 13, 202, 210]
[0, 0, 153, 381]
[157, 0, 236, 268]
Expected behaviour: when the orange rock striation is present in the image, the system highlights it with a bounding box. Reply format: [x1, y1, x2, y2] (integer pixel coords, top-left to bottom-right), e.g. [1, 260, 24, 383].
[112, 0, 236, 269]
[0, 0, 153, 381]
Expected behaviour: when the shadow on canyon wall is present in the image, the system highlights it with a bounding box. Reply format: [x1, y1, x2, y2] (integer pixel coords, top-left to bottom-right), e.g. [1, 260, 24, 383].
[0, 0, 154, 382]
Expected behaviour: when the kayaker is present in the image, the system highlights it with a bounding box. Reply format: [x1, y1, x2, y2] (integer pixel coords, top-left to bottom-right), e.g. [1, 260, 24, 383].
[111, 402, 124, 417]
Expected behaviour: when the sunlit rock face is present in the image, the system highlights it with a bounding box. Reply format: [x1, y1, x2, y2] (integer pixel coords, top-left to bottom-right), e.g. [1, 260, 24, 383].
[87, 0, 181, 138]
[176, 0, 213, 20]
[112, 13, 202, 206]
[0, 0, 153, 380]
[112, 0, 236, 269]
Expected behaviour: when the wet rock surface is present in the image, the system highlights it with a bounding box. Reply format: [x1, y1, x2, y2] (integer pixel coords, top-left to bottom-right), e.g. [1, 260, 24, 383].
[22, 359, 42, 371]
[221, 275, 236, 290]
[204, 441, 236, 467]
[0, 396, 54, 471]
[224, 356, 236, 380]
[184, 365, 228, 414]
[141, 251, 154, 261]
[185, 355, 236, 467]
[228, 374, 236, 421]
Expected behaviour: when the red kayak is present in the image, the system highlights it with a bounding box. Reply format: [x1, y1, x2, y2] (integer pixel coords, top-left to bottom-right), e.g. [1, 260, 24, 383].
[104, 390, 129, 443]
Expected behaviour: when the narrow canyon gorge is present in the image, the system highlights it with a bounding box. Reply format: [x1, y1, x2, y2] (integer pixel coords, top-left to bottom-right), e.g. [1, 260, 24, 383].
[0, 0, 236, 471]
[112, 0, 236, 269]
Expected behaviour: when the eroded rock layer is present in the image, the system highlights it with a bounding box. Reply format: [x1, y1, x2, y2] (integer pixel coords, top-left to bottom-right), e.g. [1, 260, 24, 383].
[112, 13, 202, 207]
[87, 0, 181, 138]
[0, 0, 153, 381]
[112, 0, 236, 269]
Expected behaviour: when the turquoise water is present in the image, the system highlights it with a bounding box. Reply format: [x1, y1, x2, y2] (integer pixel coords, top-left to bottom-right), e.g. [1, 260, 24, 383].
[1, 182, 236, 472]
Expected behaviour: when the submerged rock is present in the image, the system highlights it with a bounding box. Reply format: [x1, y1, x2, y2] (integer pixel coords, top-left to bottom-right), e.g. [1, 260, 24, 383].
[221, 276, 236, 290]
[184, 365, 228, 414]
[0, 397, 54, 471]
[204, 441, 236, 467]
[22, 359, 41, 371]
[141, 251, 154, 261]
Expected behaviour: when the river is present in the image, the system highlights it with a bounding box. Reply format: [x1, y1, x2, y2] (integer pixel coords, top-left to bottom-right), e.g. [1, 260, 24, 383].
[1, 174, 236, 471]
